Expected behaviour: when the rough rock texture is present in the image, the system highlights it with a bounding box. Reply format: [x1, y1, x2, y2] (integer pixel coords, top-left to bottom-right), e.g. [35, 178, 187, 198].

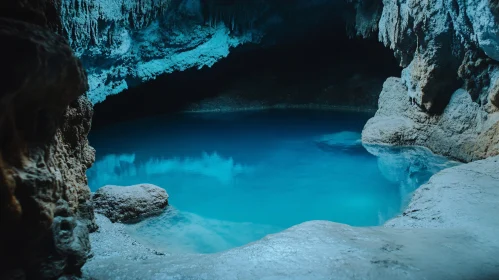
[55, 0, 258, 104]
[346, 0, 383, 38]
[363, 78, 499, 162]
[93, 184, 169, 223]
[385, 157, 499, 240]
[88, 214, 168, 261]
[375, 0, 499, 112]
[55, 0, 350, 104]
[0, 2, 95, 279]
[83, 156, 499, 279]
[351, 0, 499, 160]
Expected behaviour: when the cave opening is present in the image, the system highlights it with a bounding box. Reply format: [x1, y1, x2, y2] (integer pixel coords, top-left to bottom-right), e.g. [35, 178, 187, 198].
[91, 17, 400, 128]
[4, 0, 499, 278]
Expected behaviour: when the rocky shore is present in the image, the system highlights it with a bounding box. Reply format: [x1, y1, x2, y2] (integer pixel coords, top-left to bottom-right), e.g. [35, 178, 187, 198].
[83, 155, 499, 280]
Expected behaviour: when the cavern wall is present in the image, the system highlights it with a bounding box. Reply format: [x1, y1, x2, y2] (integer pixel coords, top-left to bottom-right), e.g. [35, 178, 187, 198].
[56, 0, 356, 105]
[56, 0, 262, 104]
[0, 1, 95, 278]
[90, 20, 400, 126]
[353, 0, 499, 161]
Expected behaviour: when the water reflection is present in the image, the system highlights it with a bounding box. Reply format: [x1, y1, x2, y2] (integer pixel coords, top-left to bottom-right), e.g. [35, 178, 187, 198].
[363, 144, 461, 206]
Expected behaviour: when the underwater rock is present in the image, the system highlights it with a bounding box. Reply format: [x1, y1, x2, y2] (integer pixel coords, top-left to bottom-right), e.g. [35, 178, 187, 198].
[363, 144, 459, 184]
[315, 131, 362, 147]
[314, 131, 363, 152]
[0, 3, 95, 278]
[362, 77, 499, 162]
[93, 184, 169, 223]
[363, 144, 461, 206]
[83, 156, 499, 279]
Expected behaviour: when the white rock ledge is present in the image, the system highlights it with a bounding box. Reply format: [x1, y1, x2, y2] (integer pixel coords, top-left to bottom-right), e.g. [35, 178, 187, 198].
[84, 156, 499, 280]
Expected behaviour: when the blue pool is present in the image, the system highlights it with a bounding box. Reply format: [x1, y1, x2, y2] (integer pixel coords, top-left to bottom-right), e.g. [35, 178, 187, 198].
[87, 109, 458, 254]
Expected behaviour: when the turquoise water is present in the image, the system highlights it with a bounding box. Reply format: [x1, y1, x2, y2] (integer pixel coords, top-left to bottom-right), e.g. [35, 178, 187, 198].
[87, 110, 458, 254]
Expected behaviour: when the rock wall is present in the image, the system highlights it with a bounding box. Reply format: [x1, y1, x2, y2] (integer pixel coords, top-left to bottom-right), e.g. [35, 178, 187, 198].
[55, 0, 264, 104]
[354, 0, 499, 161]
[363, 78, 499, 162]
[55, 0, 350, 105]
[0, 1, 95, 278]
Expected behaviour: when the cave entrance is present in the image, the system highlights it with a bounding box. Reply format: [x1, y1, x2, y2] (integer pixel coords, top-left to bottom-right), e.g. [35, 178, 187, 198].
[90, 12, 400, 128]
[85, 2, 416, 255]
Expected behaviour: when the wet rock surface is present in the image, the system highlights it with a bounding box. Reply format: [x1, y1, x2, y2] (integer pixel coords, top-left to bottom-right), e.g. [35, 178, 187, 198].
[83, 156, 499, 280]
[93, 184, 169, 223]
[362, 77, 499, 162]
[0, 2, 95, 278]
[363, 144, 461, 205]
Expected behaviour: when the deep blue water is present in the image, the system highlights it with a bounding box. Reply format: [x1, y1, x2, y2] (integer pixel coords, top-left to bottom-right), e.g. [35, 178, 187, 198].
[87, 110, 458, 254]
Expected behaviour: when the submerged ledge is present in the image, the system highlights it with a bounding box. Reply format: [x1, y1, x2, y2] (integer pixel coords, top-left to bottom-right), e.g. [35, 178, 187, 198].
[183, 103, 377, 114]
[83, 155, 499, 279]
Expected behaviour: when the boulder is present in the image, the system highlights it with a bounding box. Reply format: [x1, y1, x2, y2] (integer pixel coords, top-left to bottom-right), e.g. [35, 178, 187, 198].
[93, 184, 169, 223]
[362, 77, 499, 162]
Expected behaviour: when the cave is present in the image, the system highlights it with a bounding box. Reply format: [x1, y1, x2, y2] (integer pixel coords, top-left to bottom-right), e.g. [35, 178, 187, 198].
[90, 4, 399, 127]
[1, 0, 499, 279]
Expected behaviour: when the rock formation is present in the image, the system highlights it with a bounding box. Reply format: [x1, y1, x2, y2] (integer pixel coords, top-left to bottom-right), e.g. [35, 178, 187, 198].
[93, 184, 169, 223]
[363, 78, 499, 162]
[55, 0, 353, 105]
[55, 0, 260, 104]
[352, 0, 499, 161]
[0, 1, 95, 278]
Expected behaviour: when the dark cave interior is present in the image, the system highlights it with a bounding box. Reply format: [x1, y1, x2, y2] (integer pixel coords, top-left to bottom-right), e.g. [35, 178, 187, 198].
[92, 24, 400, 128]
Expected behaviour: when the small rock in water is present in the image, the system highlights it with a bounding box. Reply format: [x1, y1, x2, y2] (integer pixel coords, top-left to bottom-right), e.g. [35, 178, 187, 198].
[93, 184, 169, 223]
[315, 131, 362, 151]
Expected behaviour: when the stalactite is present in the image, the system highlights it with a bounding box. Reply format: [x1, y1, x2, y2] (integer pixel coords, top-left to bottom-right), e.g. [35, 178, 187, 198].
[203, 0, 267, 33]
[57, 0, 172, 52]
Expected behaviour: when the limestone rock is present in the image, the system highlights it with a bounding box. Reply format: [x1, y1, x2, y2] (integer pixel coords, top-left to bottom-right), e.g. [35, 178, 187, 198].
[93, 184, 169, 223]
[349, 0, 499, 114]
[351, 0, 499, 159]
[489, 70, 499, 108]
[55, 0, 358, 104]
[346, 0, 384, 38]
[362, 77, 499, 162]
[54, 0, 258, 104]
[385, 156, 499, 238]
[0, 2, 95, 278]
